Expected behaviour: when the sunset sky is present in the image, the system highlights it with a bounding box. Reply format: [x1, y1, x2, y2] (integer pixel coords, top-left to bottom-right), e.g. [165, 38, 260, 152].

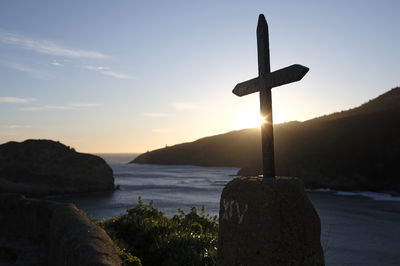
[1, 1, 399, 153]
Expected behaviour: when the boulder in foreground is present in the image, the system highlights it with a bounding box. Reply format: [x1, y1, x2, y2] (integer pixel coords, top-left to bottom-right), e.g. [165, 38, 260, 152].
[0, 194, 121, 265]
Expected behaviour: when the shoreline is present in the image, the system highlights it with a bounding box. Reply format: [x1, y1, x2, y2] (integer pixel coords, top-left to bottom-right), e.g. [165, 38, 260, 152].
[308, 188, 400, 201]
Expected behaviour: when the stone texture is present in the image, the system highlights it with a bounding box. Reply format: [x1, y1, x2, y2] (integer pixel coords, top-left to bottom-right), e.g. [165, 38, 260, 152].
[218, 176, 324, 266]
[0, 194, 121, 265]
[49, 204, 121, 265]
[0, 139, 115, 196]
[0, 237, 48, 266]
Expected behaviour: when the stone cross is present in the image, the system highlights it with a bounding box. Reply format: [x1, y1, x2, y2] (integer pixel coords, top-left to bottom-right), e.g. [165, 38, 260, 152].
[233, 14, 309, 178]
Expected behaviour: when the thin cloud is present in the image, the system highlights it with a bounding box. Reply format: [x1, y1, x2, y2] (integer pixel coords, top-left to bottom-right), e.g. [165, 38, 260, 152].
[0, 97, 35, 103]
[51, 60, 64, 66]
[143, 113, 170, 117]
[19, 102, 100, 111]
[69, 102, 100, 108]
[101, 70, 135, 80]
[19, 105, 71, 111]
[172, 102, 199, 110]
[0, 31, 107, 59]
[84, 65, 110, 71]
[3, 125, 31, 129]
[83, 65, 135, 80]
[8, 63, 50, 80]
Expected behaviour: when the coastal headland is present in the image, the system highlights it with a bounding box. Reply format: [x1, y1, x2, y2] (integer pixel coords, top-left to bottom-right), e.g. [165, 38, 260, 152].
[0, 139, 115, 196]
[133, 87, 400, 193]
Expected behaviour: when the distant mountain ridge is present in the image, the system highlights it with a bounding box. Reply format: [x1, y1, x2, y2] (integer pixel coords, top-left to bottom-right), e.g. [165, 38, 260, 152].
[133, 87, 400, 192]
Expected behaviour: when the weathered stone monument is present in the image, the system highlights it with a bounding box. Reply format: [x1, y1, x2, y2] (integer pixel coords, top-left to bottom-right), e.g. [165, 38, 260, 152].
[218, 14, 325, 265]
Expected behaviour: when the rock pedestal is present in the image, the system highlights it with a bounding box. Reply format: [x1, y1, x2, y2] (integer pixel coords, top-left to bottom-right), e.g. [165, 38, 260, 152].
[218, 177, 324, 266]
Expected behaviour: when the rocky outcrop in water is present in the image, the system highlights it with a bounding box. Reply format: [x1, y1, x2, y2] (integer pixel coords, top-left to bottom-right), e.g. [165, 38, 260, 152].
[0, 139, 115, 196]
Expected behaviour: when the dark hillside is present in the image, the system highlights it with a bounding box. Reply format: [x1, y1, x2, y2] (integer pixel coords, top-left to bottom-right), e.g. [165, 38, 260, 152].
[133, 87, 400, 192]
[308, 87, 400, 122]
[133, 129, 261, 167]
[0, 139, 115, 195]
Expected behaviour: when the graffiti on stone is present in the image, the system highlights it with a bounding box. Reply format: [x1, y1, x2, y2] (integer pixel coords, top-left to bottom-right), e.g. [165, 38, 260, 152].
[221, 199, 248, 224]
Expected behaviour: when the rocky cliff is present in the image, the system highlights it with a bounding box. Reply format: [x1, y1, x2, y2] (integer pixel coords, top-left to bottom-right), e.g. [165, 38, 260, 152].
[0, 139, 115, 196]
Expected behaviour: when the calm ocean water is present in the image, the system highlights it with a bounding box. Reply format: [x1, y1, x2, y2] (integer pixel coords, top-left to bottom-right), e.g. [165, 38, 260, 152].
[46, 154, 400, 266]
[46, 153, 238, 218]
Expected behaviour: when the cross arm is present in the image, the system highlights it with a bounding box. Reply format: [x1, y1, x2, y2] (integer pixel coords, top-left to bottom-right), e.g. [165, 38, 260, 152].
[232, 77, 260, 97]
[232, 64, 309, 97]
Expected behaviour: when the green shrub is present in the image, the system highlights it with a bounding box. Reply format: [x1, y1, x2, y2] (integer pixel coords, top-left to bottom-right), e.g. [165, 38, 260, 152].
[101, 197, 218, 265]
[116, 246, 142, 266]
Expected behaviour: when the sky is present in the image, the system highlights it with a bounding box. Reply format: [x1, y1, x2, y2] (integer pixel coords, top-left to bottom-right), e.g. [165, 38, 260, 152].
[0, 0, 399, 153]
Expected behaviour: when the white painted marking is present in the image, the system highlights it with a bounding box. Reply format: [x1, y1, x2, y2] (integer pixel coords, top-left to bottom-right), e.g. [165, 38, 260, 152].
[222, 199, 249, 224]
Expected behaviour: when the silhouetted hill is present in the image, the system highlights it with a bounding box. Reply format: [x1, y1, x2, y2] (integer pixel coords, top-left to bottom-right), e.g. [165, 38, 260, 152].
[133, 87, 400, 192]
[0, 139, 115, 195]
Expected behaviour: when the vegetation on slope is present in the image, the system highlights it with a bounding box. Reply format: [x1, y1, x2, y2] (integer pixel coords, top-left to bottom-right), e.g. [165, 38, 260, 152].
[99, 198, 218, 266]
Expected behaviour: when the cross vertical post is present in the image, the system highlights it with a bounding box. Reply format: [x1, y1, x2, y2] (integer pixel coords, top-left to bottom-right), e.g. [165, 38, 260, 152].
[257, 14, 275, 178]
[232, 14, 309, 179]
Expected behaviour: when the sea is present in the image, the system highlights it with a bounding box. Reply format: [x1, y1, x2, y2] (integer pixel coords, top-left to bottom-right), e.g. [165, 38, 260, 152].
[45, 154, 400, 266]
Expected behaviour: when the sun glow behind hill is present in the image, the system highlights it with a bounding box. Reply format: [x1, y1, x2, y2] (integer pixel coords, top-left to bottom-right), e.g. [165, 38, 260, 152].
[233, 105, 291, 130]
